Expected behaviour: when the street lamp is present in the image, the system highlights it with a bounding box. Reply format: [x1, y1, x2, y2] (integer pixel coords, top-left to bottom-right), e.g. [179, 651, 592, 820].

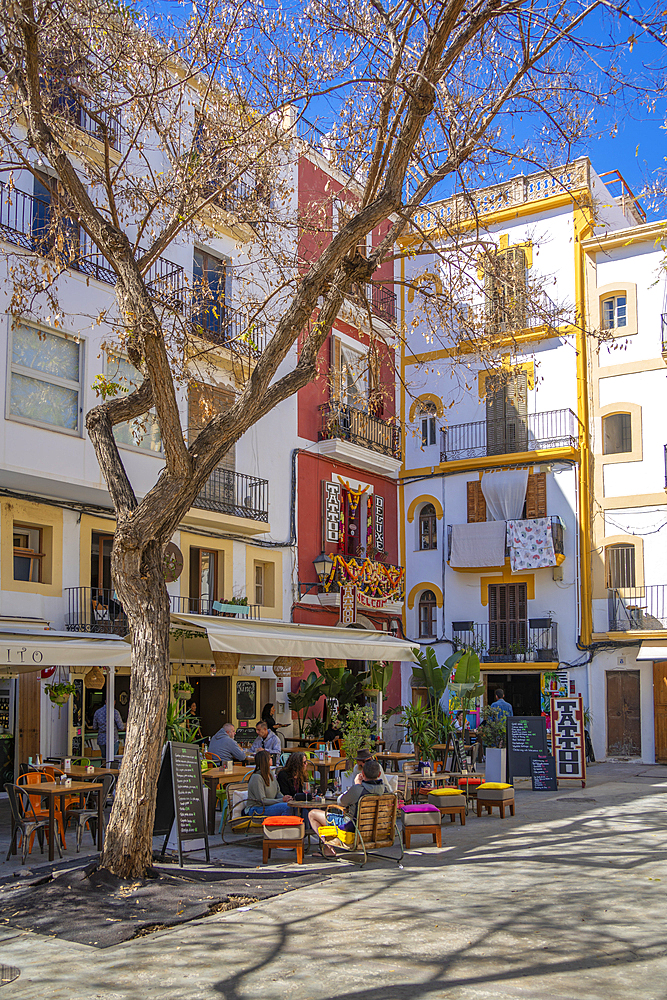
[313, 552, 333, 583]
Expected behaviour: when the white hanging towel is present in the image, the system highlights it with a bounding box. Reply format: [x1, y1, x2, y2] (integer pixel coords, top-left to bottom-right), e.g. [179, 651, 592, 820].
[506, 517, 557, 573]
[450, 522, 507, 568]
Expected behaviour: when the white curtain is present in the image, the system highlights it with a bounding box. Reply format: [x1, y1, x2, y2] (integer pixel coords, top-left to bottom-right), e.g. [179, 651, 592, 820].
[481, 469, 529, 521]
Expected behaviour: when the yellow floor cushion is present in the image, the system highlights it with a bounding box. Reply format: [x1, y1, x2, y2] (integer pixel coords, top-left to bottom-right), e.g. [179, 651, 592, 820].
[478, 782, 512, 789]
[429, 787, 466, 796]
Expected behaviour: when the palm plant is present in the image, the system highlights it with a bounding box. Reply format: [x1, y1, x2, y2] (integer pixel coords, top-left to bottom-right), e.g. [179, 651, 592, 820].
[412, 646, 454, 745]
[287, 671, 325, 741]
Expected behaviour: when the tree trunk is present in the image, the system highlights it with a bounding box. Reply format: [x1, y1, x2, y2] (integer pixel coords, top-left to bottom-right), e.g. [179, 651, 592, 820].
[99, 539, 171, 878]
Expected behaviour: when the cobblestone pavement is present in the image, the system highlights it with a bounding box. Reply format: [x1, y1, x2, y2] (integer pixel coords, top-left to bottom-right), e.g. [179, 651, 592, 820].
[1, 761, 666, 1000]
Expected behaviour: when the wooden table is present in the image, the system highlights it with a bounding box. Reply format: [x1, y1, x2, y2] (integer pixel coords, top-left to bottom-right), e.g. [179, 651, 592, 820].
[375, 752, 416, 772]
[403, 771, 460, 803]
[305, 758, 345, 795]
[202, 765, 254, 834]
[37, 782, 104, 861]
[63, 765, 120, 779]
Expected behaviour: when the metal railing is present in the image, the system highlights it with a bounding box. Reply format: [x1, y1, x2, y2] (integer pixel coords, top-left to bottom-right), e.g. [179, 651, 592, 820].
[52, 91, 121, 151]
[169, 595, 260, 618]
[349, 281, 397, 326]
[447, 516, 564, 562]
[319, 401, 401, 459]
[190, 301, 268, 359]
[608, 586, 667, 631]
[441, 408, 578, 462]
[192, 468, 269, 521]
[661, 314, 667, 353]
[65, 587, 128, 635]
[452, 621, 558, 662]
[0, 185, 184, 306]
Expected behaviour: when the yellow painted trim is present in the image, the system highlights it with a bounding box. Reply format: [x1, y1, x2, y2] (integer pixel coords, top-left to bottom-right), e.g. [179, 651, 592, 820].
[450, 564, 504, 574]
[480, 662, 557, 672]
[601, 492, 667, 509]
[598, 357, 667, 378]
[408, 393, 444, 422]
[1, 499, 63, 597]
[407, 271, 443, 303]
[478, 361, 534, 400]
[404, 324, 568, 366]
[245, 545, 283, 619]
[581, 220, 667, 253]
[407, 495, 444, 523]
[480, 564, 535, 606]
[400, 251, 407, 630]
[407, 582, 443, 610]
[407, 445, 579, 478]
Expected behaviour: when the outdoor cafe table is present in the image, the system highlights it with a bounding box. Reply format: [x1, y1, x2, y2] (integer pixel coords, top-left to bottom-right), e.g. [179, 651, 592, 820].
[286, 796, 339, 851]
[201, 765, 253, 835]
[403, 771, 462, 802]
[28, 781, 104, 861]
[375, 751, 416, 772]
[64, 765, 120, 779]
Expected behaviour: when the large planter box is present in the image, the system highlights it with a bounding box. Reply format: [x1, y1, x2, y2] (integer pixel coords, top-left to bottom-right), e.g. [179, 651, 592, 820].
[485, 747, 507, 783]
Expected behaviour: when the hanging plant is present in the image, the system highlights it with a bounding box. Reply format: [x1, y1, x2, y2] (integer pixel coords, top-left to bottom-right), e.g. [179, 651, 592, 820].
[45, 681, 76, 718]
[173, 679, 194, 699]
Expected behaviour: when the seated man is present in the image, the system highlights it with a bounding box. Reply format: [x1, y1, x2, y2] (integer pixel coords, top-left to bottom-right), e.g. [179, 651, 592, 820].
[250, 720, 281, 756]
[308, 758, 390, 858]
[350, 747, 387, 783]
[207, 722, 247, 764]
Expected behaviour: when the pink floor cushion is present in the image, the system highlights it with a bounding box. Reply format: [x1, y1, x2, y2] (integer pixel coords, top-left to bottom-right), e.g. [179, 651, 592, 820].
[400, 803, 440, 826]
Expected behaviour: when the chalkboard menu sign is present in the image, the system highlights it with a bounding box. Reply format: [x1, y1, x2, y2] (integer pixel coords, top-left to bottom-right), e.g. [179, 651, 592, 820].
[530, 754, 558, 791]
[506, 716, 548, 784]
[153, 741, 210, 866]
[236, 679, 256, 721]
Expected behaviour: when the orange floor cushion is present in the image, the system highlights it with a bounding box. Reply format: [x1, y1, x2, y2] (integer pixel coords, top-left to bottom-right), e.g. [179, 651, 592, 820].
[263, 815, 304, 826]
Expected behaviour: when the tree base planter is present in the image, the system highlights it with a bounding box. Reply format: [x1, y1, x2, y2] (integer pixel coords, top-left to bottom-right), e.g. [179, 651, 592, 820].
[485, 747, 507, 783]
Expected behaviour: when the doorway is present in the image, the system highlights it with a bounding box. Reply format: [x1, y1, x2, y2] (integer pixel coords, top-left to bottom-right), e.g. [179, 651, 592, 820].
[606, 670, 641, 756]
[486, 673, 541, 716]
[654, 662, 667, 764]
[190, 676, 231, 741]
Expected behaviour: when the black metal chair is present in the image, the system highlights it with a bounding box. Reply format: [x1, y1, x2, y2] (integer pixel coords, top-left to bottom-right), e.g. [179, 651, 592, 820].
[64, 773, 114, 852]
[4, 783, 62, 864]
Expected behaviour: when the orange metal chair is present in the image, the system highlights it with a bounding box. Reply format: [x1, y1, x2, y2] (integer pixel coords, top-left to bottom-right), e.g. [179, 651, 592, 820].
[18, 771, 67, 849]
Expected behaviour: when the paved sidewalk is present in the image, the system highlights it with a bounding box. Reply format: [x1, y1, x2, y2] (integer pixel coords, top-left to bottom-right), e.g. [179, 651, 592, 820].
[1, 761, 667, 999]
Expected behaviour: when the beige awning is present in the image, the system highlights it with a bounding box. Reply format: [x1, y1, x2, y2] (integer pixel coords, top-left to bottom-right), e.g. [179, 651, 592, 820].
[637, 645, 667, 660]
[0, 629, 132, 674]
[171, 614, 418, 662]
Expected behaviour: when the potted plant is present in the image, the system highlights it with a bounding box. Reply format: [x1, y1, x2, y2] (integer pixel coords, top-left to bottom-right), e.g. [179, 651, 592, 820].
[400, 701, 436, 765]
[340, 705, 374, 779]
[44, 680, 76, 718]
[166, 701, 201, 743]
[173, 679, 194, 699]
[510, 642, 526, 662]
[480, 705, 508, 781]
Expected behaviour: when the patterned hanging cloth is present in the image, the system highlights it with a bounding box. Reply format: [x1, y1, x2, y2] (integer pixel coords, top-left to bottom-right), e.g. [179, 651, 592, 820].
[506, 517, 557, 573]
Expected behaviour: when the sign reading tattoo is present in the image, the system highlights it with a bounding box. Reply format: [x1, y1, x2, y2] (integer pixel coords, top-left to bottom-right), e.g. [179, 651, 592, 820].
[339, 584, 357, 625]
[323, 480, 341, 545]
[550, 695, 586, 787]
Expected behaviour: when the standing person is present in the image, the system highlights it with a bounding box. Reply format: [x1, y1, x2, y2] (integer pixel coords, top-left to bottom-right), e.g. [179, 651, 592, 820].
[250, 720, 281, 756]
[492, 688, 514, 718]
[277, 751, 312, 799]
[92, 698, 123, 760]
[261, 703, 288, 734]
[207, 723, 247, 763]
[244, 750, 292, 818]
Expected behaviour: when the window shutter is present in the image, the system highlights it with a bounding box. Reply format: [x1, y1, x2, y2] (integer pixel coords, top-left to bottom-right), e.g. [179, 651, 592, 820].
[188, 381, 236, 472]
[466, 481, 486, 523]
[330, 336, 342, 401]
[525, 472, 547, 518]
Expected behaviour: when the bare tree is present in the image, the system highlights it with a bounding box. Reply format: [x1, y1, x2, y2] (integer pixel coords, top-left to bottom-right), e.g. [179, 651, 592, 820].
[0, 0, 655, 876]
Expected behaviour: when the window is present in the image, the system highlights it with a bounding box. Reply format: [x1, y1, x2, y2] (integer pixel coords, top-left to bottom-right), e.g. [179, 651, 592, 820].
[419, 591, 437, 637]
[9, 324, 81, 432]
[419, 504, 437, 550]
[488, 583, 527, 654]
[106, 355, 162, 453]
[602, 296, 627, 330]
[483, 247, 527, 333]
[193, 249, 229, 341]
[485, 370, 528, 456]
[340, 343, 367, 408]
[189, 547, 219, 611]
[13, 525, 43, 582]
[603, 413, 632, 456]
[467, 472, 546, 524]
[606, 544, 636, 589]
[255, 563, 264, 606]
[419, 403, 437, 447]
[188, 381, 236, 473]
[253, 560, 275, 607]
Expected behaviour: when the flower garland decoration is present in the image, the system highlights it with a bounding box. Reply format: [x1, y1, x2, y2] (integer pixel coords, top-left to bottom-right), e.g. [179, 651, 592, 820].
[323, 554, 405, 600]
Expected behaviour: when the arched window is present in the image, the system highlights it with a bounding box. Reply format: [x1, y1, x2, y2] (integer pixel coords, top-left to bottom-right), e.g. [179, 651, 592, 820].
[419, 503, 437, 550]
[603, 413, 632, 455]
[419, 402, 437, 447]
[419, 590, 437, 637]
[606, 544, 636, 589]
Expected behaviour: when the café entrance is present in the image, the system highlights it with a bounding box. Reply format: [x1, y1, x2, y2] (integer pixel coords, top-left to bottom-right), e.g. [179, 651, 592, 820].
[485, 672, 541, 716]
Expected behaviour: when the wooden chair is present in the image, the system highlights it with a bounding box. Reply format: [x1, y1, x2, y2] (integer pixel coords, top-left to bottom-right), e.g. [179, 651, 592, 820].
[321, 794, 403, 868]
[205, 752, 222, 765]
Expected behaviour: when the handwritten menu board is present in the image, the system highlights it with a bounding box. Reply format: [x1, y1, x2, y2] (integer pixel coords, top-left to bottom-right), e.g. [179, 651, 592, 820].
[153, 741, 210, 866]
[530, 754, 558, 791]
[550, 695, 586, 787]
[506, 716, 548, 783]
[236, 679, 256, 721]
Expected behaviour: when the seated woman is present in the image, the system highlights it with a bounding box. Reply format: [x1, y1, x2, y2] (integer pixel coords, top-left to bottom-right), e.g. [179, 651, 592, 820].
[244, 750, 292, 818]
[277, 751, 311, 800]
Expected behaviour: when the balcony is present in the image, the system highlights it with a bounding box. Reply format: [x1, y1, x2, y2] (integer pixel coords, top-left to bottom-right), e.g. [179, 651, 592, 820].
[317, 553, 405, 613]
[441, 408, 578, 462]
[319, 402, 401, 459]
[0, 185, 184, 306]
[608, 586, 667, 631]
[190, 303, 268, 360]
[452, 620, 559, 663]
[447, 516, 564, 562]
[51, 89, 121, 151]
[348, 281, 397, 326]
[192, 469, 269, 522]
[65, 587, 259, 633]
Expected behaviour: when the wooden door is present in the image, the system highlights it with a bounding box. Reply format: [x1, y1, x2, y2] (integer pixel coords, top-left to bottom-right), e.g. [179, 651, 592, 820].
[18, 671, 40, 762]
[488, 583, 527, 655]
[606, 670, 641, 756]
[653, 662, 667, 763]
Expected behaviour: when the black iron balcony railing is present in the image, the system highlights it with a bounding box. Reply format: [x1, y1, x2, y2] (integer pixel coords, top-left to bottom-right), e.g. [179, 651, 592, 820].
[65, 587, 260, 633]
[51, 90, 121, 151]
[190, 302, 268, 359]
[319, 401, 401, 459]
[0, 185, 184, 306]
[169, 596, 260, 618]
[452, 620, 558, 662]
[441, 408, 578, 462]
[349, 282, 397, 326]
[447, 516, 564, 562]
[482, 284, 559, 338]
[192, 468, 269, 522]
[608, 586, 667, 631]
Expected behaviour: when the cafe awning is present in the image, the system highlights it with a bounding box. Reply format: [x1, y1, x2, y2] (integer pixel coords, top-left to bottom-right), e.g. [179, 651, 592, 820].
[0, 628, 132, 674]
[171, 614, 418, 662]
